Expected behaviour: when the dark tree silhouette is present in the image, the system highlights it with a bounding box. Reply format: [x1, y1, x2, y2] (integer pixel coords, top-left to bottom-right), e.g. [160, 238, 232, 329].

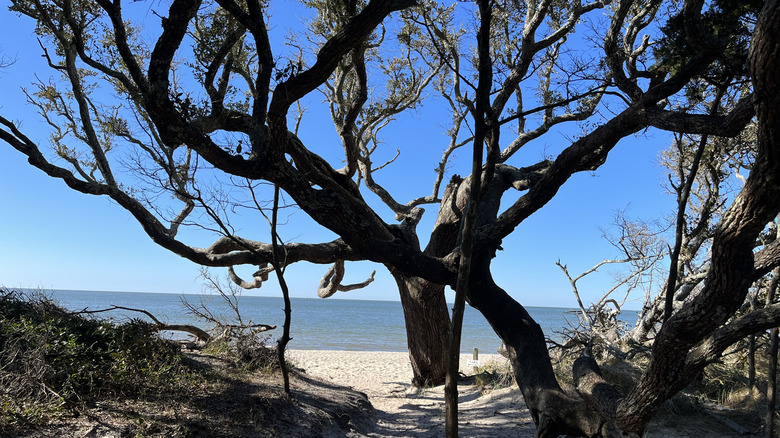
[2, 0, 779, 435]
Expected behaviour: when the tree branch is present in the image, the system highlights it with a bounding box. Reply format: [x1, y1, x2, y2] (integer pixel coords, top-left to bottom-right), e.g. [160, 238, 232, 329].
[77, 305, 214, 342]
[317, 260, 376, 298]
[644, 95, 755, 137]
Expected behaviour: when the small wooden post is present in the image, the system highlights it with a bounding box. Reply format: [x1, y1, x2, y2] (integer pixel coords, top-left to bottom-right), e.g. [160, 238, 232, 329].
[473, 348, 479, 373]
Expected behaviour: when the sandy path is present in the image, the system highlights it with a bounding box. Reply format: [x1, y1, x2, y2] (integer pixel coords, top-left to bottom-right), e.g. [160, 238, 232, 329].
[287, 350, 535, 437]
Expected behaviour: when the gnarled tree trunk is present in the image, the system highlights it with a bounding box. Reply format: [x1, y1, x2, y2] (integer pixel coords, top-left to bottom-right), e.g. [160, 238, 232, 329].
[388, 177, 465, 386]
[467, 253, 612, 437]
[390, 270, 451, 386]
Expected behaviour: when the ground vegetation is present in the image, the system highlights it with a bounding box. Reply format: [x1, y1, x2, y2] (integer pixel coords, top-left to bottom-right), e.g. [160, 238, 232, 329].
[0, 289, 376, 437]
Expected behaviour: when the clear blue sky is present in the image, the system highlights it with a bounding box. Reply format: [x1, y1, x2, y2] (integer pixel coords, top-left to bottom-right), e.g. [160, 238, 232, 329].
[0, 2, 673, 310]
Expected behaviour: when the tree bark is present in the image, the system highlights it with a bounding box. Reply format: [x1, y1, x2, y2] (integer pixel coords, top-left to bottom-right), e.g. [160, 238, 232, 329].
[446, 2, 492, 434]
[386, 174, 471, 387]
[768, 328, 778, 437]
[389, 270, 451, 386]
[613, 1, 780, 432]
[749, 334, 756, 388]
[466, 254, 612, 437]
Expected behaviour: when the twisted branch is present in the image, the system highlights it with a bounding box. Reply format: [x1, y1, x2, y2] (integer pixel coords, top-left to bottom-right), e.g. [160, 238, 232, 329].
[317, 260, 376, 298]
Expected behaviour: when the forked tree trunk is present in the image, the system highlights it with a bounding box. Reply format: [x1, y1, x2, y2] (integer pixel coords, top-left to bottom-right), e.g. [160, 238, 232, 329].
[420, 173, 631, 436]
[397, 207, 643, 436]
[389, 176, 466, 386]
[466, 252, 611, 437]
[390, 225, 608, 435]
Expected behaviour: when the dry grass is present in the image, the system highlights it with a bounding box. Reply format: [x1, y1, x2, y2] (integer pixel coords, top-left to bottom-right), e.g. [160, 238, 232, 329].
[470, 358, 516, 391]
[10, 353, 375, 438]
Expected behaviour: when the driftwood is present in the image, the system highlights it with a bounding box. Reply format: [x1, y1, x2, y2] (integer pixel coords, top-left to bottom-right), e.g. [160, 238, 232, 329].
[77, 305, 215, 342]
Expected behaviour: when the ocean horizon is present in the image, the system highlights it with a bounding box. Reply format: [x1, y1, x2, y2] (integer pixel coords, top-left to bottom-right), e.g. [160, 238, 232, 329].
[25, 289, 637, 354]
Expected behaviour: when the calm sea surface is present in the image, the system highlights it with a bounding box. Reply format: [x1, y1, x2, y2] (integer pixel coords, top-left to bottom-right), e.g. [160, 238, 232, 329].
[41, 290, 637, 354]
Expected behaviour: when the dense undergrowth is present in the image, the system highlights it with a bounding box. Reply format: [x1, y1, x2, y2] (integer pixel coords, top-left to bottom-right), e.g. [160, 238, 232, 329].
[0, 288, 203, 433]
[0, 289, 374, 438]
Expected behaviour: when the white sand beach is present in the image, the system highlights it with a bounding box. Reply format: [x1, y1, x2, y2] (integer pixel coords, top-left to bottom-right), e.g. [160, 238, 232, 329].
[287, 350, 535, 437]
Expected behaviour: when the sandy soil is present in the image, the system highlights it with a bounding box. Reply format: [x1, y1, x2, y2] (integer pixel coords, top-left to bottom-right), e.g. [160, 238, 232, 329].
[13, 349, 759, 437]
[288, 349, 537, 437]
[287, 350, 760, 438]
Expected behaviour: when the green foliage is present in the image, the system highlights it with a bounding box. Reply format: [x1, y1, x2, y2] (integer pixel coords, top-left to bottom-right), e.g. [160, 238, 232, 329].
[0, 289, 199, 432]
[202, 331, 280, 374]
[654, 0, 764, 80]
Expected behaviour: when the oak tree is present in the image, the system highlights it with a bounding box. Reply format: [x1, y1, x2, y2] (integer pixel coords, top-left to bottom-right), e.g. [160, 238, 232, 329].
[2, 0, 780, 436]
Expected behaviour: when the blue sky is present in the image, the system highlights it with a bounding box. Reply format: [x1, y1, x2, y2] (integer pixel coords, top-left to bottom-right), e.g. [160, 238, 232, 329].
[0, 2, 674, 310]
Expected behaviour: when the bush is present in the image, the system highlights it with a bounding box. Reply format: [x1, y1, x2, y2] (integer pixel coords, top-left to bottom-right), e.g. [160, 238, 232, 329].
[202, 329, 280, 373]
[0, 289, 198, 431]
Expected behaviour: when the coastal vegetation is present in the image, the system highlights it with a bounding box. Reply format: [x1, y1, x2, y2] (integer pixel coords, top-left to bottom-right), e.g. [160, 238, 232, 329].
[0, 288, 201, 433]
[1, 0, 779, 436]
[0, 288, 376, 437]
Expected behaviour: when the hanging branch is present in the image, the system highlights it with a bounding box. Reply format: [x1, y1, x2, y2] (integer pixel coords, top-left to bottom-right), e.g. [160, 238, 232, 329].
[317, 260, 376, 298]
[227, 264, 275, 289]
[181, 269, 278, 337]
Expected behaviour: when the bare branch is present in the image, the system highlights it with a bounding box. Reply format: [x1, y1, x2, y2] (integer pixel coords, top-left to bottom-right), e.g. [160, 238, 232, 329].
[556, 260, 594, 327]
[317, 260, 376, 298]
[227, 264, 275, 289]
[76, 305, 213, 342]
[644, 95, 755, 137]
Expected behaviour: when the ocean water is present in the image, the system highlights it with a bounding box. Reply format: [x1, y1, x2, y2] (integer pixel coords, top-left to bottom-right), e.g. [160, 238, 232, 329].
[40, 289, 636, 354]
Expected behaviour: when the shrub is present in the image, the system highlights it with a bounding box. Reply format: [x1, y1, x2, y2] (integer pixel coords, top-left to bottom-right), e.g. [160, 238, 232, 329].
[0, 289, 198, 431]
[202, 329, 280, 373]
